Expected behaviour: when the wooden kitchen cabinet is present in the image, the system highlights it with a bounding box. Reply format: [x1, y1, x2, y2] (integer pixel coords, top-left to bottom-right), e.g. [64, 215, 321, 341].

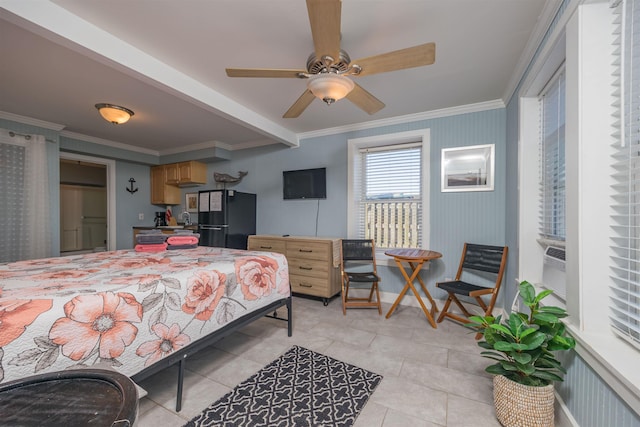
[150, 165, 180, 205]
[165, 161, 207, 186]
[248, 235, 341, 305]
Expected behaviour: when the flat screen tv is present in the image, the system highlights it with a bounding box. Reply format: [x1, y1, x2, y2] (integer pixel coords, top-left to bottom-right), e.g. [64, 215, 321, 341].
[283, 167, 327, 200]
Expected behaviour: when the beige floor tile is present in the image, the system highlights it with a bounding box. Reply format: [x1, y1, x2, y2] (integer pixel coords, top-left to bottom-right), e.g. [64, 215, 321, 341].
[370, 376, 448, 425]
[135, 404, 191, 427]
[446, 349, 492, 378]
[400, 358, 494, 405]
[322, 340, 404, 377]
[308, 321, 377, 348]
[383, 408, 445, 427]
[193, 353, 265, 388]
[368, 334, 449, 366]
[353, 401, 387, 427]
[446, 395, 502, 427]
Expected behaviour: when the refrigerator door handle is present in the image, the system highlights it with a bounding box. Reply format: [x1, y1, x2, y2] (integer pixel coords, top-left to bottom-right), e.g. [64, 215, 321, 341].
[199, 225, 229, 231]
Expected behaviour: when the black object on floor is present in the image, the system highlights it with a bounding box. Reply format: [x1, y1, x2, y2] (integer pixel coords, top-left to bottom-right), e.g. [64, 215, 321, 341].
[184, 345, 382, 427]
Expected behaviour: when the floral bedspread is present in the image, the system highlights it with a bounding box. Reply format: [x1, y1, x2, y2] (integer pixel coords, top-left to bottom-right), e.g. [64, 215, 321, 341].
[0, 247, 289, 384]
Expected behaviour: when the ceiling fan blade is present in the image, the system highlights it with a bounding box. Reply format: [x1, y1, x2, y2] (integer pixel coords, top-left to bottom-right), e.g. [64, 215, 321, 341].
[353, 42, 436, 77]
[346, 83, 385, 115]
[306, 0, 341, 61]
[226, 68, 305, 78]
[283, 90, 316, 118]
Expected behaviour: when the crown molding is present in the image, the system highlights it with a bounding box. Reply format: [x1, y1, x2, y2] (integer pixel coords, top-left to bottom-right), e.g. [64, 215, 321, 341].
[297, 100, 505, 140]
[0, 110, 66, 131]
[60, 130, 160, 156]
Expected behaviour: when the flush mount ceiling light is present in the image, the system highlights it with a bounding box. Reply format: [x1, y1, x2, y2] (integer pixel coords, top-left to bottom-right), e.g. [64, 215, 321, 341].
[95, 103, 134, 124]
[307, 73, 355, 105]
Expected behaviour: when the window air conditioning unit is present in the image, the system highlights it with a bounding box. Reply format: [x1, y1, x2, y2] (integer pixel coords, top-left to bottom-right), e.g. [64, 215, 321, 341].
[544, 246, 565, 272]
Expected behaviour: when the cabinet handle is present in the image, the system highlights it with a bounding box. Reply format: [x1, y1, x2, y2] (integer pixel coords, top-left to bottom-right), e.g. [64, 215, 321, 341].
[299, 249, 313, 253]
[260, 246, 272, 249]
[299, 266, 313, 270]
[299, 283, 312, 288]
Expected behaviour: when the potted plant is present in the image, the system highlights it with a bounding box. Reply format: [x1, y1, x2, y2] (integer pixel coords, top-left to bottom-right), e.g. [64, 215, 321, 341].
[467, 280, 576, 427]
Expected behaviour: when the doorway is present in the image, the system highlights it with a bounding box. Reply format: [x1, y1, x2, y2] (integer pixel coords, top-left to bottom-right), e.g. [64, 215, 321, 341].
[59, 153, 116, 252]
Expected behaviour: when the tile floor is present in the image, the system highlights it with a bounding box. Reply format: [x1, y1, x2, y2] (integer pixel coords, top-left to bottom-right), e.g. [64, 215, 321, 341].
[135, 296, 502, 427]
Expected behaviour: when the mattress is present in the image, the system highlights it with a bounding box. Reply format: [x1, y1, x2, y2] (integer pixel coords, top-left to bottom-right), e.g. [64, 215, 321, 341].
[0, 246, 290, 383]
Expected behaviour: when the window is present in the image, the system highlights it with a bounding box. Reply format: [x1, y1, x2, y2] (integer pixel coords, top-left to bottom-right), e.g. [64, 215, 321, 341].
[539, 69, 566, 242]
[347, 130, 430, 256]
[610, 0, 640, 349]
[359, 143, 422, 248]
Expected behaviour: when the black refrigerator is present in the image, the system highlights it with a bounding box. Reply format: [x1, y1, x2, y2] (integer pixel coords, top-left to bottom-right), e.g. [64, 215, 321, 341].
[197, 190, 256, 249]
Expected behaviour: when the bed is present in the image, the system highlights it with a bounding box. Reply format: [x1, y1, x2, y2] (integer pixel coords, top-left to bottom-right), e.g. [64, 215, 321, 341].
[0, 246, 292, 410]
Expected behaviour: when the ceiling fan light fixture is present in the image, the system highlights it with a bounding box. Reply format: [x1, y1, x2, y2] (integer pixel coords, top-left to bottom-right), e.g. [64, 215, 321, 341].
[95, 103, 134, 124]
[307, 74, 354, 105]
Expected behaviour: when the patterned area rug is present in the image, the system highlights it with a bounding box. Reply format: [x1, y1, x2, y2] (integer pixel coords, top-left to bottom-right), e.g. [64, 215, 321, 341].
[184, 345, 383, 427]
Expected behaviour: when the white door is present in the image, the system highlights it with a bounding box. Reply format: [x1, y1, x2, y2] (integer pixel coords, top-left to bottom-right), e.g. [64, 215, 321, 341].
[60, 185, 82, 251]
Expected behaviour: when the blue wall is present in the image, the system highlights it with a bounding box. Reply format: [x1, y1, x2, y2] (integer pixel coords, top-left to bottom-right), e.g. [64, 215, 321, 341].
[205, 108, 507, 299]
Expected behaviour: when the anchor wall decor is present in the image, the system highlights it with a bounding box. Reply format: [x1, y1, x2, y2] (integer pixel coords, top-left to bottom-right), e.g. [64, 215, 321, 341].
[126, 177, 138, 194]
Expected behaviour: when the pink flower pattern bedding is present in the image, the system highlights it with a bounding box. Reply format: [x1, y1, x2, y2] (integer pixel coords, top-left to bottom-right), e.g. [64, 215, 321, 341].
[0, 247, 289, 384]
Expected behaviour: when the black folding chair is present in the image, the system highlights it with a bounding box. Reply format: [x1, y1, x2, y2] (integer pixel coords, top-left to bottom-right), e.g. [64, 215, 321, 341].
[340, 239, 382, 315]
[436, 243, 508, 337]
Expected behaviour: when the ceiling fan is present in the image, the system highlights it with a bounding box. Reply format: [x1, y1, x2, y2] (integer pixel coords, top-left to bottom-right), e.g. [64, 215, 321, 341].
[225, 0, 435, 118]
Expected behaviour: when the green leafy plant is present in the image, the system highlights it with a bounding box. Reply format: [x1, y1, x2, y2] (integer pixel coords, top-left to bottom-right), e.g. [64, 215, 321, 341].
[467, 280, 576, 387]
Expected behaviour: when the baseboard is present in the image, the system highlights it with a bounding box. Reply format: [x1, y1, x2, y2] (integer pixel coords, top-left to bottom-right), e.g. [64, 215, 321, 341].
[555, 391, 579, 427]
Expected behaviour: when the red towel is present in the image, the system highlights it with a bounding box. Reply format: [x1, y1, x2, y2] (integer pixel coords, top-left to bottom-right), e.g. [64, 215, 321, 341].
[167, 236, 199, 246]
[135, 243, 167, 252]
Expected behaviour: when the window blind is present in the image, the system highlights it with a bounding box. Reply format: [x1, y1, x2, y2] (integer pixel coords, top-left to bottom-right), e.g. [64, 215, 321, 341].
[358, 143, 422, 248]
[610, 0, 640, 349]
[539, 69, 566, 241]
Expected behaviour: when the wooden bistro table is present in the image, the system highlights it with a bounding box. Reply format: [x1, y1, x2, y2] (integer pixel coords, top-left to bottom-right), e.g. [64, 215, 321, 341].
[384, 248, 443, 327]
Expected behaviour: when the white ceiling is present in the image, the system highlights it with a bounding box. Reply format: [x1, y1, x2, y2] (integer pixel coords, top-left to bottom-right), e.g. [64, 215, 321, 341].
[0, 0, 555, 156]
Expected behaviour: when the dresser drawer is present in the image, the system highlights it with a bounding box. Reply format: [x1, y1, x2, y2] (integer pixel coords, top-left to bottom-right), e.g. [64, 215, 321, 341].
[286, 241, 330, 261]
[290, 275, 329, 297]
[248, 238, 286, 254]
[288, 257, 330, 278]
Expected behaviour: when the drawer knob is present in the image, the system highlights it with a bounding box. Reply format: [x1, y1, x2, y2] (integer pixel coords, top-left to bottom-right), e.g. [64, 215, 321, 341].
[299, 249, 313, 253]
[260, 246, 272, 249]
[299, 283, 313, 288]
[299, 266, 313, 270]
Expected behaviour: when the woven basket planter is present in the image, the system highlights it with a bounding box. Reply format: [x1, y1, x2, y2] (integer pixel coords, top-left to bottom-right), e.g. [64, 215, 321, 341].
[493, 375, 555, 427]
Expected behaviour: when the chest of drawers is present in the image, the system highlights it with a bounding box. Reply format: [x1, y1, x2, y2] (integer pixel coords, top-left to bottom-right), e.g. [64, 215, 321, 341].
[248, 235, 341, 305]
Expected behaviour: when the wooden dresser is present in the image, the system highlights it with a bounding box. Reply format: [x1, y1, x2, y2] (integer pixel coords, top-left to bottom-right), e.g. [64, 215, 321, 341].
[248, 235, 341, 305]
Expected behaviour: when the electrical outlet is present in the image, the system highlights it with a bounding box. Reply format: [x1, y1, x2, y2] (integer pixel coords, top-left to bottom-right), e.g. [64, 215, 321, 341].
[138, 213, 144, 220]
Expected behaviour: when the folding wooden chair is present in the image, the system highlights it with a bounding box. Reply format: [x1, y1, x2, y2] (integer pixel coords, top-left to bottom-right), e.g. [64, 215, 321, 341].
[340, 239, 382, 315]
[436, 243, 508, 335]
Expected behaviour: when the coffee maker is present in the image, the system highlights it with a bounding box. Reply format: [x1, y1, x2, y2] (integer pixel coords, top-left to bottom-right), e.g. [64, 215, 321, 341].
[154, 211, 167, 227]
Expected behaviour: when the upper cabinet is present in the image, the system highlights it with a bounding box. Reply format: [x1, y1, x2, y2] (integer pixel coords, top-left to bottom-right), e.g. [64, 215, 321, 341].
[165, 161, 207, 187]
[151, 165, 181, 205]
[150, 161, 207, 205]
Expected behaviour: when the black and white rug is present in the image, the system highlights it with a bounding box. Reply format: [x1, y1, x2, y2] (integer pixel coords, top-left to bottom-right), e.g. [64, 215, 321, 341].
[184, 345, 383, 427]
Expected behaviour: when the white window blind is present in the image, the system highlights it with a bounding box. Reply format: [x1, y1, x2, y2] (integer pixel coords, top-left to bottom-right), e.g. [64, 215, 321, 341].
[539, 69, 566, 241]
[610, 0, 640, 349]
[358, 143, 422, 249]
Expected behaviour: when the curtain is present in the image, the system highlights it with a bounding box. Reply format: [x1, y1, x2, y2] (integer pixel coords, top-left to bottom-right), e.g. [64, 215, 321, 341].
[0, 129, 52, 262]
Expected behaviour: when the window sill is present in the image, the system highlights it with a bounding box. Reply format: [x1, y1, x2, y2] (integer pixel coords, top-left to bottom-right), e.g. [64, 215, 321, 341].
[565, 321, 640, 413]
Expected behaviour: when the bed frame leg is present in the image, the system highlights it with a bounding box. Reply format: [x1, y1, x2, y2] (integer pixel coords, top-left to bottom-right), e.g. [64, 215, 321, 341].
[287, 296, 292, 337]
[176, 357, 185, 412]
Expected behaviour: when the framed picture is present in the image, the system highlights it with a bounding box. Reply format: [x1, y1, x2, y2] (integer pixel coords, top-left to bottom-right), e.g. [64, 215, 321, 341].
[185, 192, 198, 212]
[441, 144, 495, 192]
